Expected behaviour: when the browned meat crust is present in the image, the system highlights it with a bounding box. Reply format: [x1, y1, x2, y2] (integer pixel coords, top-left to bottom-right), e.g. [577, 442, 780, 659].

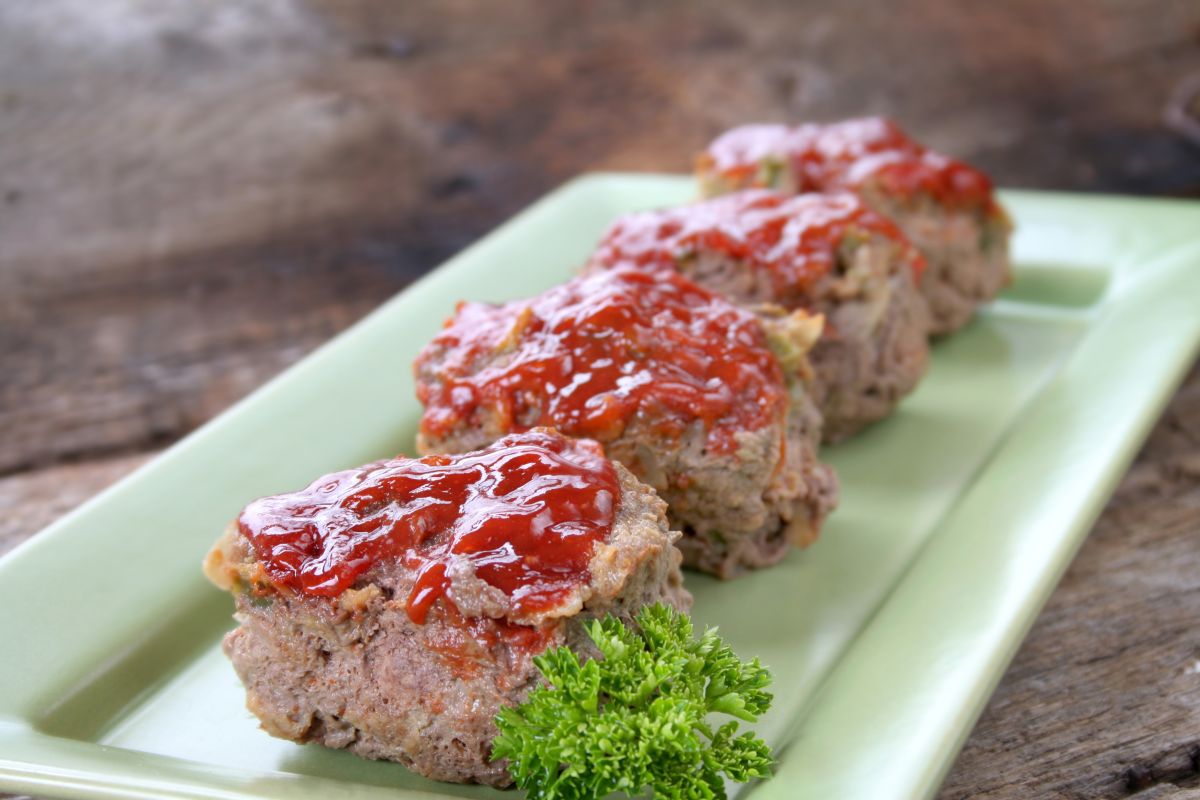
[414, 273, 839, 579]
[860, 187, 1011, 335]
[591, 218, 927, 442]
[204, 462, 689, 786]
[696, 120, 1013, 335]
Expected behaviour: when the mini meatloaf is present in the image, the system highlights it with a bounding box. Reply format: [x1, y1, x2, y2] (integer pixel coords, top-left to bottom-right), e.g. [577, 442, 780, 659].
[587, 189, 929, 442]
[696, 117, 1013, 335]
[204, 429, 689, 787]
[414, 267, 838, 578]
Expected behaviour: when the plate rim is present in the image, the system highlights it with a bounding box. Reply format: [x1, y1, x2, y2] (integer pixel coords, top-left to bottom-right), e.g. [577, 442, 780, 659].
[2, 174, 1199, 800]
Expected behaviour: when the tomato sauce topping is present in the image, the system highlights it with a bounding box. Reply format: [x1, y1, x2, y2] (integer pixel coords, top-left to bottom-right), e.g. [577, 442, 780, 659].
[702, 117, 999, 213]
[590, 189, 923, 295]
[237, 429, 619, 625]
[416, 268, 787, 456]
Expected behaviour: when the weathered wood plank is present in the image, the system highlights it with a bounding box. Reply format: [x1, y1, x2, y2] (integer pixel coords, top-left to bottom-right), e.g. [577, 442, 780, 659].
[1132, 787, 1200, 800]
[2, 0, 1199, 473]
[0, 452, 152, 557]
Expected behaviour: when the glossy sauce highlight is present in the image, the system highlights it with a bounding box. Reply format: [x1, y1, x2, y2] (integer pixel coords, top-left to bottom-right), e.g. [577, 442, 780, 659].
[237, 430, 619, 624]
[416, 269, 787, 455]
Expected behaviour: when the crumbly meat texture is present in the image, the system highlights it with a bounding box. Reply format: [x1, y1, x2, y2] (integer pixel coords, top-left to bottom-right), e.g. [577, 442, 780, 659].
[204, 463, 689, 787]
[697, 138, 1012, 336]
[416, 313, 838, 579]
[639, 225, 929, 442]
[860, 186, 1011, 335]
[657, 378, 838, 576]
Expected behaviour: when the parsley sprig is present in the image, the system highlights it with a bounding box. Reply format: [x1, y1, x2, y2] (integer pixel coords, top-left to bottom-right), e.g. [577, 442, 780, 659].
[492, 603, 774, 799]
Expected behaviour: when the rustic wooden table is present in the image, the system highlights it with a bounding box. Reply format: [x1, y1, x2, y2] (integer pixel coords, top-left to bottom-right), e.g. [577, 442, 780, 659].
[2, 2, 1198, 798]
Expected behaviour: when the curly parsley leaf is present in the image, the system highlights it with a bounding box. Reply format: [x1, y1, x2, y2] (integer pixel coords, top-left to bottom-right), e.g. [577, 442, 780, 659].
[491, 603, 774, 800]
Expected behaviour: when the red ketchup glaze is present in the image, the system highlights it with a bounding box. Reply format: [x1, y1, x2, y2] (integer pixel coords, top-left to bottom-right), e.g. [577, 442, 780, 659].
[416, 268, 787, 456]
[703, 117, 1000, 213]
[237, 429, 619, 625]
[590, 189, 924, 295]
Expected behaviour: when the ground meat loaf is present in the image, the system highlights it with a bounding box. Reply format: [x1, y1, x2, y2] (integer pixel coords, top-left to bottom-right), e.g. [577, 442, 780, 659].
[696, 117, 1013, 335]
[587, 189, 930, 442]
[204, 429, 689, 786]
[414, 267, 838, 578]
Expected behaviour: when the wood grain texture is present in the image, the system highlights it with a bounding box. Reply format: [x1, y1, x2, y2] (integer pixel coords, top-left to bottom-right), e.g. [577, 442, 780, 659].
[2, 0, 1199, 474]
[0, 1, 1198, 797]
[1131, 789, 1200, 800]
[0, 452, 153, 558]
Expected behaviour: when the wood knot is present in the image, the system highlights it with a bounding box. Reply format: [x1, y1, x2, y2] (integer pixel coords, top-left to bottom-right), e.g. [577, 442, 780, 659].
[1123, 764, 1155, 792]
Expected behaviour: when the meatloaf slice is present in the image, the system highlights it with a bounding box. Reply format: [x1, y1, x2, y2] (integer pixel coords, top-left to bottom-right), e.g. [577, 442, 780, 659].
[696, 117, 1013, 335]
[414, 267, 838, 578]
[587, 189, 929, 442]
[204, 429, 689, 786]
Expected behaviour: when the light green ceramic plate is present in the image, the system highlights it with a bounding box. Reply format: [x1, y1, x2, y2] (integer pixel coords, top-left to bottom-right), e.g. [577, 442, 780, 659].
[1, 175, 1198, 800]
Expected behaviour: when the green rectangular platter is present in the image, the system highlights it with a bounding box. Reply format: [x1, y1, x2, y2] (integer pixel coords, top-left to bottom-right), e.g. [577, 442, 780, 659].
[1, 175, 1198, 800]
